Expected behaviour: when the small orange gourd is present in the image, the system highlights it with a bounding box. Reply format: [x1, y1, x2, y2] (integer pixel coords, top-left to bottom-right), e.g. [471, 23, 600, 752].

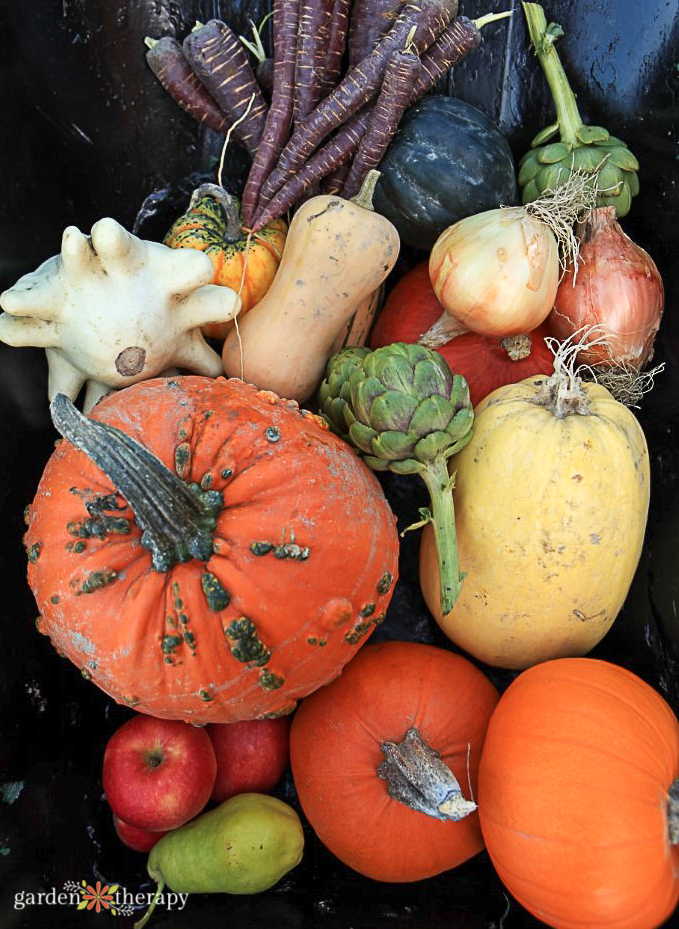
[25, 376, 398, 723]
[290, 640, 499, 882]
[478, 658, 679, 929]
[164, 185, 287, 339]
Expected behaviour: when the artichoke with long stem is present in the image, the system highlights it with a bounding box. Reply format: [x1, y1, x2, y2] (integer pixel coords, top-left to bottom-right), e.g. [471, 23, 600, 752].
[320, 343, 473, 617]
[519, 2, 639, 217]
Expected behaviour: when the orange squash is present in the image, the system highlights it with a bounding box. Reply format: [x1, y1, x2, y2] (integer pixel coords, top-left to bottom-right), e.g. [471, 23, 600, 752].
[25, 376, 398, 723]
[478, 658, 679, 929]
[290, 640, 499, 882]
[164, 184, 287, 339]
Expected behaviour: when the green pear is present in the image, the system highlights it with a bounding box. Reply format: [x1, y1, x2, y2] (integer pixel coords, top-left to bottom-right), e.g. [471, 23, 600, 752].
[134, 794, 303, 928]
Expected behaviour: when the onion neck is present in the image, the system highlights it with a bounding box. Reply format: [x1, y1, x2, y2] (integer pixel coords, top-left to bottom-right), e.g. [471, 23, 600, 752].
[668, 780, 679, 845]
[50, 395, 223, 572]
[377, 727, 477, 822]
[523, 3, 583, 147]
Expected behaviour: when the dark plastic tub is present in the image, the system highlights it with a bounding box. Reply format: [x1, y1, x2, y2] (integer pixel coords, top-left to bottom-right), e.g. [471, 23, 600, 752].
[1, 2, 678, 927]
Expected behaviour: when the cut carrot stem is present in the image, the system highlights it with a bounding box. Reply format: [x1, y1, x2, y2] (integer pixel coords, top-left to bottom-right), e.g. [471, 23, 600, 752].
[183, 19, 268, 156]
[252, 108, 372, 231]
[410, 15, 484, 103]
[144, 36, 232, 134]
[342, 49, 421, 199]
[241, 0, 300, 226]
[258, 0, 458, 206]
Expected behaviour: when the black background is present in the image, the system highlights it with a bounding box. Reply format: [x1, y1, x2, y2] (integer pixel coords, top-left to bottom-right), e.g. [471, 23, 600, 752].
[0, 1, 678, 926]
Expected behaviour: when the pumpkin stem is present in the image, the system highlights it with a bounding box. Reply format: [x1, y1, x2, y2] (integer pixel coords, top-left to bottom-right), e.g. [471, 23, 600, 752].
[500, 334, 532, 361]
[668, 780, 679, 845]
[50, 394, 223, 572]
[189, 183, 243, 243]
[377, 727, 477, 822]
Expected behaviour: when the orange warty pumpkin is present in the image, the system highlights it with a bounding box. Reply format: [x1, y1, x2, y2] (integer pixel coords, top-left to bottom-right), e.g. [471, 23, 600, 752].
[478, 658, 679, 929]
[164, 185, 287, 340]
[25, 376, 399, 724]
[290, 640, 499, 882]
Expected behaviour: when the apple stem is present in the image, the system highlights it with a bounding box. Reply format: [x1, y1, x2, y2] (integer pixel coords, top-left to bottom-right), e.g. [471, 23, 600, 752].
[133, 878, 165, 929]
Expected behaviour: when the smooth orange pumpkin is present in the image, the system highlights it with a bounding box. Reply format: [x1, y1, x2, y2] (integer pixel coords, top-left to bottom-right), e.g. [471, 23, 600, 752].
[370, 261, 555, 407]
[25, 376, 399, 724]
[478, 658, 679, 929]
[290, 640, 499, 882]
[164, 185, 287, 340]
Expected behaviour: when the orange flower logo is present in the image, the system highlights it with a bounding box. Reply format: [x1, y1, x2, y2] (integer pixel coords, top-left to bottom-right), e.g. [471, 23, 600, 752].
[77, 881, 118, 914]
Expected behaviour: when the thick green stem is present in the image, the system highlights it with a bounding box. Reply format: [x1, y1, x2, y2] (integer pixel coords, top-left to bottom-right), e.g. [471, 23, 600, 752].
[420, 457, 464, 617]
[50, 395, 223, 572]
[189, 183, 242, 243]
[522, 2, 583, 146]
[668, 779, 679, 844]
[377, 727, 477, 822]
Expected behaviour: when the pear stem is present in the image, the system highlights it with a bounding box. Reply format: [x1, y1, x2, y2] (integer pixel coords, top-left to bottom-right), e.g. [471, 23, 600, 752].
[522, 2, 583, 147]
[420, 457, 464, 617]
[133, 878, 165, 929]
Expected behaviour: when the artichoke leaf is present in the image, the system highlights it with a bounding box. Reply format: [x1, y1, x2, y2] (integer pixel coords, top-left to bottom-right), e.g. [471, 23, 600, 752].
[368, 391, 419, 432]
[531, 122, 560, 147]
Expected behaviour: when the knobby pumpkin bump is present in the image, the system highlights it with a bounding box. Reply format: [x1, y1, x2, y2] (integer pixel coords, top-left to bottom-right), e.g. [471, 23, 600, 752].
[25, 376, 399, 723]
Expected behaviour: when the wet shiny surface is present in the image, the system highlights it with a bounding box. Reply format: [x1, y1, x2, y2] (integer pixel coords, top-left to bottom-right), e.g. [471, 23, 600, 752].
[0, 1, 678, 926]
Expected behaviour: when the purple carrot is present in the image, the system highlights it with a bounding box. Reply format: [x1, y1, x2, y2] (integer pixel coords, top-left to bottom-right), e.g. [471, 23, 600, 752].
[322, 161, 351, 194]
[342, 49, 421, 199]
[256, 57, 275, 97]
[409, 13, 509, 102]
[252, 108, 372, 230]
[183, 20, 268, 156]
[294, 0, 335, 125]
[241, 0, 300, 226]
[319, 0, 352, 97]
[257, 0, 458, 207]
[348, 0, 408, 66]
[144, 37, 232, 134]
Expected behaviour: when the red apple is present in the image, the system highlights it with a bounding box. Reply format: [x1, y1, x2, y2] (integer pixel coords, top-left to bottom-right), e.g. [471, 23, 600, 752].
[112, 814, 167, 853]
[103, 715, 217, 831]
[206, 717, 291, 803]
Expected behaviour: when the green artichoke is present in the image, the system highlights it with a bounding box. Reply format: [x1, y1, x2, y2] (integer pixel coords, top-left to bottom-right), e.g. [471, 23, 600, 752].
[322, 342, 473, 617]
[318, 346, 371, 438]
[519, 3, 639, 217]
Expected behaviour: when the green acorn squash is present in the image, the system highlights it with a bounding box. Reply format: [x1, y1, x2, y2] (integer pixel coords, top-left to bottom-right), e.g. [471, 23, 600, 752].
[373, 96, 517, 250]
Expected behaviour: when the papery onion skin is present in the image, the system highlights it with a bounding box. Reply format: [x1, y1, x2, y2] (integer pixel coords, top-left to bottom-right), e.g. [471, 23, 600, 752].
[549, 207, 664, 369]
[428, 207, 559, 340]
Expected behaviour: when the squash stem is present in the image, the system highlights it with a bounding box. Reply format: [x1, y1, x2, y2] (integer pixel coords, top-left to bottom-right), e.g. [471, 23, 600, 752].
[50, 394, 223, 572]
[189, 183, 242, 243]
[377, 727, 476, 821]
[350, 170, 380, 211]
[668, 780, 679, 844]
[420, 457, 464, 617]
[522, 3, 583, 147]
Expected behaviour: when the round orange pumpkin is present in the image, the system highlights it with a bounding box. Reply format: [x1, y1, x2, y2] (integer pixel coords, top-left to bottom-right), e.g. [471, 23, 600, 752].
[25, 376, 399, 723]
[290, 640, 499, 882]
[164, 184, 287, 340]
[478, 658, 679, 929]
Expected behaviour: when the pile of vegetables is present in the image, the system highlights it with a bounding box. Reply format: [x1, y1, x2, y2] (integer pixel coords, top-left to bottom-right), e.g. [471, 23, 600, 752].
[1, 1, 677, 927]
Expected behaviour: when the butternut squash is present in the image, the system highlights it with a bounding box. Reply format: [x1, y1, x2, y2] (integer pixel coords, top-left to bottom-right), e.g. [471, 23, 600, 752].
[222, 173, 399, 402]
[420, 352, 650, 670]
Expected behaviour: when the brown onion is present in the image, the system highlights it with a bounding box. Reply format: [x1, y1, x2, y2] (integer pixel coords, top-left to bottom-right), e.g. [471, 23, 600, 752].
[549, 207, 664, 368]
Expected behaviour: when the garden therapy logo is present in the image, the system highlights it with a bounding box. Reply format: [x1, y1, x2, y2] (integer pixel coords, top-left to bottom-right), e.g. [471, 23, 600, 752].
[65, 880, 132, 916]
[13, 880, 188, 916]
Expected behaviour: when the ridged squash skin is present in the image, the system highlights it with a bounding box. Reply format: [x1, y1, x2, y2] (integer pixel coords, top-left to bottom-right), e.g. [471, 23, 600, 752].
[420, 375, 650, 669]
